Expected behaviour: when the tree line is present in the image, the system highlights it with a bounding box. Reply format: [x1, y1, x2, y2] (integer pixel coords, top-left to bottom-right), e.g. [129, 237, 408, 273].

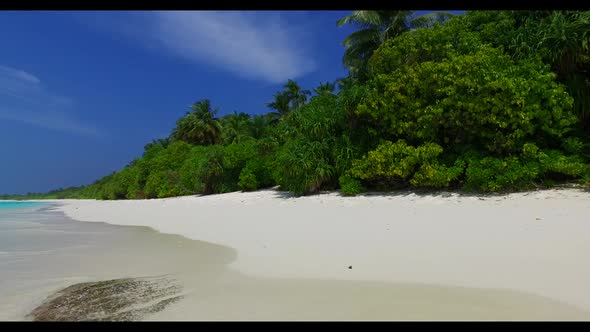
[3, 10, 590, 200]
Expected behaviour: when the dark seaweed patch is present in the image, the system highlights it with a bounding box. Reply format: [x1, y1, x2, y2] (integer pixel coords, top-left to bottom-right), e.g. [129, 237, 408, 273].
[28, 276, 184, 321]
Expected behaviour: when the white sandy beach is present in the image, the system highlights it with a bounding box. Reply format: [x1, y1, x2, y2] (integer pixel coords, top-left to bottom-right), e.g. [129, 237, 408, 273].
[49, 188, 590, 320]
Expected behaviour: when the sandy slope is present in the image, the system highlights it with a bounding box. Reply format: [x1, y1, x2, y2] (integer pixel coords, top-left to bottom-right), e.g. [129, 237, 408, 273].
[51, 188, 590, 317]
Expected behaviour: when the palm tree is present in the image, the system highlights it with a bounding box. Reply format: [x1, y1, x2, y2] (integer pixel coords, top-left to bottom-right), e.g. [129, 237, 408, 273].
[171, 99, 222, 145]
[337, 10, 454, 81]
[251, 114, 270, 139]
[266, 79, 311, 120]
[220, 111, 254, 144]
[313, 81, 336, 95]
[284, 79, 311, 110]
[266, 91, 291, 118]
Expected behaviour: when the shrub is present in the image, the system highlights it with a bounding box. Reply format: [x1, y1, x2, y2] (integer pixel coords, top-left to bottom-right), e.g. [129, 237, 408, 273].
[238, 168, 258, 192]
[147, 141, 192, 172]
[274, 138, 335, 195]
[409, 160, 465, 188]
[339, 175, 364, 196]
[332, 134, 362, 177]
[349, 140, 463, 189]
[179, 145, 225, 195]
[464, 156, 539, 192]
[271, 93, 353, 195]
[562, 137, 585, 155]
[143, 170, 186, 198]
[100, 167, 137, 199]
[538, 150, 588, 178]
[221, 141, 258, 190]
[288, 94, 342, 141]
[463, 146, 588, 192]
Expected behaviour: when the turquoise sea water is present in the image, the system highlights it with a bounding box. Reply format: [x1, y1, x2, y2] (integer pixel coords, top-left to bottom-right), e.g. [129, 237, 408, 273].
[0, 201, 43, 210]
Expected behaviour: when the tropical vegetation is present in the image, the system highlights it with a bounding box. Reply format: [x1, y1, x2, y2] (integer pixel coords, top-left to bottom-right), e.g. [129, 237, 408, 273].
[2, 10, 590, 200]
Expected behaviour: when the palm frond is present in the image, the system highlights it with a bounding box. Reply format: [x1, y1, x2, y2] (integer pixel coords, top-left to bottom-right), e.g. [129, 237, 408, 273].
[337, 10, 384, 28]
[410, 12, 454, 28]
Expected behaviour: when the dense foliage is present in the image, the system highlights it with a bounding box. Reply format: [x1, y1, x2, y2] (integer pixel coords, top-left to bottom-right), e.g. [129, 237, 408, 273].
[3, 10, 590, 200]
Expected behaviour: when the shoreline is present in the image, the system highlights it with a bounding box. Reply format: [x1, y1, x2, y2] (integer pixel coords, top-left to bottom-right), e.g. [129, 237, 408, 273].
[0, 205, 238, 321]
[10, 199, 587, 321]
[36, 187, 590, 318]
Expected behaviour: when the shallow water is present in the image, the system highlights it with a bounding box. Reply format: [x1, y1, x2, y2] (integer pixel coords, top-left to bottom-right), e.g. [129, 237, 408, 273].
[0, 202, 234, 320]
[2, 202, 590, 321]
[0, 201, 44, 210]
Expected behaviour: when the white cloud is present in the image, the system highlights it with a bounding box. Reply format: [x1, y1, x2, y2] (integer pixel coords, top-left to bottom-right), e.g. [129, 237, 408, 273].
[74, 11, 308, 84]
[150, 11, 316, 83]
[0, 65, 41, 84]
[0, 65, 102, 137]
[0, 108, 102, 137]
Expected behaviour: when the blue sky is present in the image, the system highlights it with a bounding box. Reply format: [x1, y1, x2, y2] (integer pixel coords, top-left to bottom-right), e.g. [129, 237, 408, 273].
[0, 11, 462, 194]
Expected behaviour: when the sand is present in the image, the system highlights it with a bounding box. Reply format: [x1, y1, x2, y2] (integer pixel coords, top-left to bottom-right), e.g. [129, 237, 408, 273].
[0, 205, 237, 321]
[48, 188, 590, 320]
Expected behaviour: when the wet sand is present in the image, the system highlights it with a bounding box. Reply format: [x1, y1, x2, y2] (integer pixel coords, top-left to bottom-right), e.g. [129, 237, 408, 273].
[0, 205, 234, 321]
[23, 214, 590, 321]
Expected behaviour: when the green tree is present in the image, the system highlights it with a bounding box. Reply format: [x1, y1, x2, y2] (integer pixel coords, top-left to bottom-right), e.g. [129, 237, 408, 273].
[266, 79, 311, 120]
[284, 79, 311, 110]
[220, 111, 254, 145]
[337, 10, 454, 81]
[345, 23, 586, 193]
[171, 99, 223, 145]
[313, 81, 336, 95]
[266, 91, 291, 119]
[141, 141, 192, 198]
[250, 114, 271, 139]
[460, 11, 590, 128]
[143, 138, 170, 159]
[511, 11, 590, 128]
[362, 37, 576, 155]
